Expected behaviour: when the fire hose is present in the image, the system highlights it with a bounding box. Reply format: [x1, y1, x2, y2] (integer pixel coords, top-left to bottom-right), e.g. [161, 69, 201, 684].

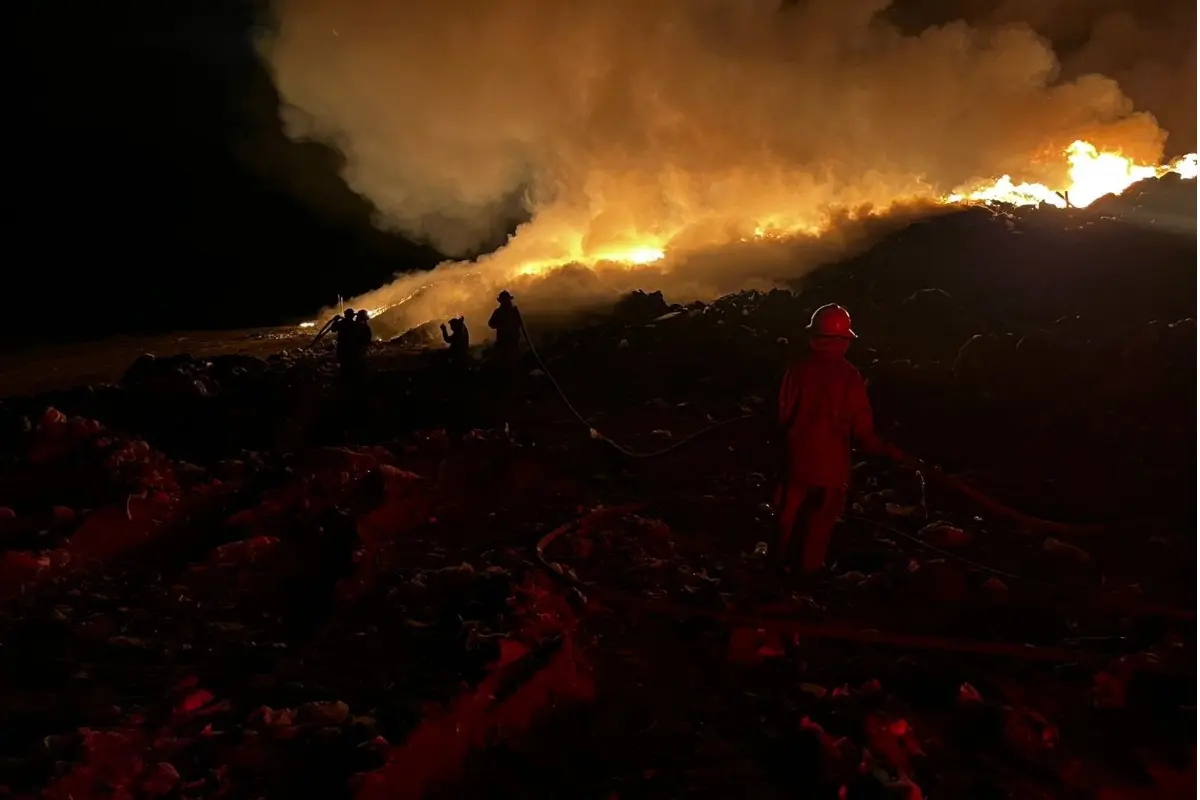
[518, 318, 756, 459]
[518, 319, 1194, 622]
[307, 316, 337, 349]
[535, 505, 1194, 664]
[518, 318, 1152, 536]
[886, 454, 1131, 535]
[846, 512, 1194, 621]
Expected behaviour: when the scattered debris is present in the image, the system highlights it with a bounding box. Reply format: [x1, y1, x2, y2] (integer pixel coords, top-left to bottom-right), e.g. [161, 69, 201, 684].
[0, 200, 1192, 796]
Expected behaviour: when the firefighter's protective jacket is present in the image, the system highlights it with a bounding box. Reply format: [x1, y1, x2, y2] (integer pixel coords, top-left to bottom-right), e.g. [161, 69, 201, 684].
[777, 342, 885, 487]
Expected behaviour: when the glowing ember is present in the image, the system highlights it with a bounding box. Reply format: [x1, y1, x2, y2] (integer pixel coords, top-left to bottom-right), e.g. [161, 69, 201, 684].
[944, 140, 1196, 209]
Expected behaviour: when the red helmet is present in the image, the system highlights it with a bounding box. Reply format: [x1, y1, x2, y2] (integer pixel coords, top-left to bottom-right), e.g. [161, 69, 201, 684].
[806, 304, 856, 339]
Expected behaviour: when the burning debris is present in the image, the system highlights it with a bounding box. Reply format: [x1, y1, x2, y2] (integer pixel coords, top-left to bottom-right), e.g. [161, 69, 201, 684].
[311, 142, 1196, 342]
[944, 141, 1196, 208]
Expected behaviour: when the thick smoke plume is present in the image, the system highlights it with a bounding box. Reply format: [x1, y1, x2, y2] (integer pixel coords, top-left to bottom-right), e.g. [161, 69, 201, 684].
[260, 0, 1174, 335]
[964, 0, 1195, 155]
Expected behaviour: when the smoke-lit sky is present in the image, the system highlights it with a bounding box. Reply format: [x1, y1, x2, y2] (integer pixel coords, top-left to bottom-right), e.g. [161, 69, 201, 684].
[2, 0, 1193, 341]
[264, 0, 1189, 257]
[891, 0, 1194, 153]
[256, 0, 1195, 331]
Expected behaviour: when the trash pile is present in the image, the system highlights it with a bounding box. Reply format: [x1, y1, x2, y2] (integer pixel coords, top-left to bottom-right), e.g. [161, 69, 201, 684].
[0, 197, 1193, 797]
[0, 411, 592, 797]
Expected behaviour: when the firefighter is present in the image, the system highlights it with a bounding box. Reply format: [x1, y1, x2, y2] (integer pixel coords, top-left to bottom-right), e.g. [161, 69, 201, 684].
[487, 290, 524, 427]
[331, 308, 355, 337]
[775, 304, 901, 580]
[354, 309, 373, 341]
[487, 290, 523, 364]
[352, 309, 373, 370]
[330, 309, 357, 378]
[440, 316, 471, 370]
[342, 309, 371, 380]
[440, 316, 471, 438]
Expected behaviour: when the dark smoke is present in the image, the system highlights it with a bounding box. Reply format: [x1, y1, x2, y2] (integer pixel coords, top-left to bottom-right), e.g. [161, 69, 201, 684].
[888, 0, 1196, 156]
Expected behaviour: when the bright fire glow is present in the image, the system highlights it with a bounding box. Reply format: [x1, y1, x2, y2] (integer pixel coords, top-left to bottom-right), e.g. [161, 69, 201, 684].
[614, 246, 666, 265]
[512, 243, 667, 277]
[944, 140, 1195, 208]
[1175, 153, 1198, 181]
[301, 140, 1196, 332]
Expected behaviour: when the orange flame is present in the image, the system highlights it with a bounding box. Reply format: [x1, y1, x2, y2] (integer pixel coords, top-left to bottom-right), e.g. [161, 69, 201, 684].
[944, 141, 1196, 209]
[303, 140, 1196, 329]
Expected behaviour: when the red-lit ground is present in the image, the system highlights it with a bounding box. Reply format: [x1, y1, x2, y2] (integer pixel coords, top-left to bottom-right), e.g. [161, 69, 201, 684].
[0, 203, 1194, 798]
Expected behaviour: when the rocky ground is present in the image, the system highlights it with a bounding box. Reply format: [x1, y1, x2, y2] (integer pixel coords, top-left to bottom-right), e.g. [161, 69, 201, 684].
[0, 193, 1195, 798]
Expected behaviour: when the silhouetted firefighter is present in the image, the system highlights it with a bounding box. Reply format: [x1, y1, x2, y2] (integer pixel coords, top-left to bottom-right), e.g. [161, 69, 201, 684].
[441, 316, 471, 438]
[488, 290, 523, 366]
[353, 309, 373, 366]
[775, 304, 902, 582]
[487, 290, 524, 426]
[335, 309, 372, 386]
[441, 316, 470, 370]
[327, 309, 357, 379]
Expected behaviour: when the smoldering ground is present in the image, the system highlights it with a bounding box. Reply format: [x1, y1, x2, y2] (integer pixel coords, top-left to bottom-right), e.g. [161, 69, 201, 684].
[258, 0, 1187, 336]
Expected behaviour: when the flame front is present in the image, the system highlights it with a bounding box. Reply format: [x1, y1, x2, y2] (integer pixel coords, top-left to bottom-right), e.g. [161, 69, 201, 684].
[511, 243, 668, 278]
[551, 140, 1198, 273]
[944, 140, 1195, 209]
[307, 139, 1196, 331]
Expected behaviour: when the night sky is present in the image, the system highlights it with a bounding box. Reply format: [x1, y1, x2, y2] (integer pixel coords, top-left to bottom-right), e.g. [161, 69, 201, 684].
[5, 0, 465, 343]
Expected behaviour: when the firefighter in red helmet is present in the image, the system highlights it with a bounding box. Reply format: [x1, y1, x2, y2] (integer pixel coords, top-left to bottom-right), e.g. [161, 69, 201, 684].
[774, 304, 901, 580]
